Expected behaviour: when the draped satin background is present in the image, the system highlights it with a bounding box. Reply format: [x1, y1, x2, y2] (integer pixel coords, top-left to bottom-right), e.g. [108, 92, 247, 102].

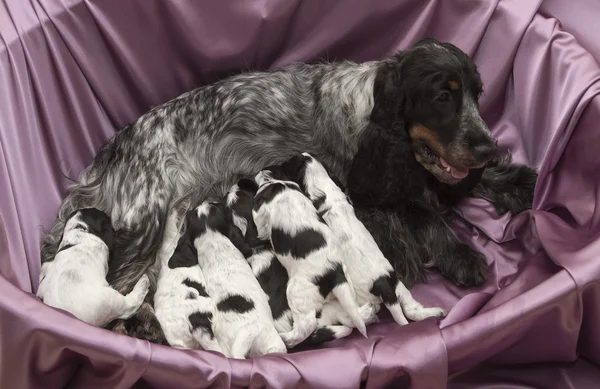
[1, 0, 599, 388]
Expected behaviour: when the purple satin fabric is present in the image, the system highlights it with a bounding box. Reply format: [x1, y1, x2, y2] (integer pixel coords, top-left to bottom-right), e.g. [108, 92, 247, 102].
[1, 0, 599, 388]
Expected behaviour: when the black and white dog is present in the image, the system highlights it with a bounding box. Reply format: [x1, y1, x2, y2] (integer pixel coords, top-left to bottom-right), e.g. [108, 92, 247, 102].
[154, 211, 222, 352]
[42, 38, 537, 341]
[279, 153, 447, 325]
[37, 208, 149, 327]
[253, 169, 368, 348]
[190, 201, 286, 358]
[225, 180, 377, 346]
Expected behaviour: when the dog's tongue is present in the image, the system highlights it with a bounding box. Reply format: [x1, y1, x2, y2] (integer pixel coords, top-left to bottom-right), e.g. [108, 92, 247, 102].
[440, 157, 469, 179]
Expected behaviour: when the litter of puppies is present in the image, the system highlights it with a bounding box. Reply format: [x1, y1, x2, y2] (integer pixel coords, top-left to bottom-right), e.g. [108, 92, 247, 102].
[37, 153, 446, 359]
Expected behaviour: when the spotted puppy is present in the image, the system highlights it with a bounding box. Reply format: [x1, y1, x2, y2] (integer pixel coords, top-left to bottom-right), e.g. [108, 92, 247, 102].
[226, 180, 377, 346]
[190, 201, 286, 358]
[281, 153, 447, 324]
[154, 211, 223, 352]
[37, 208, 149, 327]
[253, 169, 368, 348]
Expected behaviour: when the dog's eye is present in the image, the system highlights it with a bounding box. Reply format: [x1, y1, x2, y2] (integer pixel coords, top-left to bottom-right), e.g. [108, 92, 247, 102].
[435, 91, 451, 103]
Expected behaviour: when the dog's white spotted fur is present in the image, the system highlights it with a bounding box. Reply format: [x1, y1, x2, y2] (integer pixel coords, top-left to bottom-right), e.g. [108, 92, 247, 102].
[295, 153, 447, 324]
[154, 211, 223, 352]
[37, 209, 149, 327]
[253, 171, 368, 348]
[193, 202, 286, 358]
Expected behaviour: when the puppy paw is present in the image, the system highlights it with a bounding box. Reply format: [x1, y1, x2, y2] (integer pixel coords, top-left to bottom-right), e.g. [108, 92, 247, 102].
[439, 244, 488, 288]
[135, 275, 151, 292]
[422, 307, 447, 320]
[358, 302, 380, 325]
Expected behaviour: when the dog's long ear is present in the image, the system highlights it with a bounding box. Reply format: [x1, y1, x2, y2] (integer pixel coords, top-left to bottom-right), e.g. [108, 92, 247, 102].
[237, 178, 258, 195]
[227, 224, 253, 258]
[79, 208, 114, 251]
[280, 154, 310, 190]
[371, 52, 407, 125]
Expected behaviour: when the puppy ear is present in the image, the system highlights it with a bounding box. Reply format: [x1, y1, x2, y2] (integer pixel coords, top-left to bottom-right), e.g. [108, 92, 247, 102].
[227, 224, 253, 258]
[185, 209, 205, 239]
[371, 52, 407, 125]
[79, 208, 114, 251]
[280, 154, 309, 186]
[237, 178, 258, 195]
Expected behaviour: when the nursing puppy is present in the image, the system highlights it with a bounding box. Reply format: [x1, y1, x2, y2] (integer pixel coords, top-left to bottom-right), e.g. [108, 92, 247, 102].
[154, 211, 222, 352]
[37, 208, 149, 327]
[190, 201, 286, 358]
[253, 170, 368, 348]
[225, 180, 376, 346]
[280, 153, 447, 324]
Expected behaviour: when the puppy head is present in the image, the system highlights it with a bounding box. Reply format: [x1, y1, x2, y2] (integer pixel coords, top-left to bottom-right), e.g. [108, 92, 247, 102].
[281, 153, 346, 197]
[190, 201, 252, 258]
[225, 179, 259, 239]
[64, 208, 114, 250]
[278, 153, 311, 192]
[373, 38, 497, 184]
[255, 165, 289, 187]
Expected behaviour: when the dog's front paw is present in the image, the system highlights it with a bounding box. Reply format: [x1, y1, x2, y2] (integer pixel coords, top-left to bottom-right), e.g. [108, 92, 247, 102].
[506, 165, 538, 215]
[439, 244, 488, 288]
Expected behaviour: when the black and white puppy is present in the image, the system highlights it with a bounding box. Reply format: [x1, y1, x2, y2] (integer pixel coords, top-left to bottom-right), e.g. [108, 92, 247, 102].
[190, 201, 286, 358]
[37, 208, 149, 327]
[281, 153, 447, 324]
[253, 170, 368, 348]
[225, 180, 377, 346]
[154, 211, 223, 352]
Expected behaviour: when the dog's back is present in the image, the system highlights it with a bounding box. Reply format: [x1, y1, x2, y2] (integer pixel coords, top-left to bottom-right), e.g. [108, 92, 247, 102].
[154, 211, 222, 351]
[253, 170, 367, 347]
[191, 201, 285, 358]
[295, 154, 393, 301]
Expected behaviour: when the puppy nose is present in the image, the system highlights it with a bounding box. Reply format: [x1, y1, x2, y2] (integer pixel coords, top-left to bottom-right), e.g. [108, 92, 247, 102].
[473, 141, 498, 161]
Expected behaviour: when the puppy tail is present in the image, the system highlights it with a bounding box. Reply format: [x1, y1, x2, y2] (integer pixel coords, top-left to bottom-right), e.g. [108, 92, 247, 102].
[332, 282, 367, 338]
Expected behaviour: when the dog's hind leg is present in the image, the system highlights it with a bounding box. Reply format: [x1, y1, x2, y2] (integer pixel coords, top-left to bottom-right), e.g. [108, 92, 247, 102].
[329, 278, 367, 337]
[229, 329, 258, 359]
[321, 300, 379, 328]
[93, 275, 150, 327]
[355, 208, 428, 288]
[370, 273, 409, 326]
[115, 274, 151, 319]
[192, 329, 223, 354]
[186, 304, 222, 353]
[252, 329, 287, 356]
[279, 278, 320, 347]
[279, 310, 318, 348]
[394, 281, 446, 321]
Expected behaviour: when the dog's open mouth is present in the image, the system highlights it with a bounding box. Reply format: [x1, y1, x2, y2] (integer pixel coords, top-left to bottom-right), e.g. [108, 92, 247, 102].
[422, 144, 482, 180]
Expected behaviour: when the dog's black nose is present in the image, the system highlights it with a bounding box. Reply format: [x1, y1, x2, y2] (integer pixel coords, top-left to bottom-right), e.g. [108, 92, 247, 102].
[473, 141, 498, 162]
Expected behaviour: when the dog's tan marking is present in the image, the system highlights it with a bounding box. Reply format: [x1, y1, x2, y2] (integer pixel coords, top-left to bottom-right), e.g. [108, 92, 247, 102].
[409, 125, 445, 157]
[448, 80, 460, 90]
